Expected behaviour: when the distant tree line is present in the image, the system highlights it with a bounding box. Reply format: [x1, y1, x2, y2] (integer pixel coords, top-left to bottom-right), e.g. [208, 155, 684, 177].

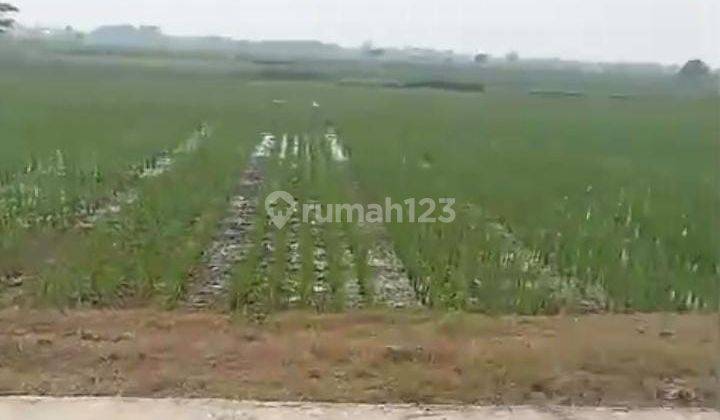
[0, 2, 18, 33]
[474, 53, 489, 64]
[473, 51, 520, 65]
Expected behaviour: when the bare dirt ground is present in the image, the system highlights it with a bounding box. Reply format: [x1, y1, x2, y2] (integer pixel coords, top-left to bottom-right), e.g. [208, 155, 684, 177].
[0, 309, 717, 409]
[1, 397, 718, 420]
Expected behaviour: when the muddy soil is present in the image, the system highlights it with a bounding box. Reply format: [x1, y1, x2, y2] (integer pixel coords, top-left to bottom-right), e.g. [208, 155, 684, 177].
[185, 134, 272, 310]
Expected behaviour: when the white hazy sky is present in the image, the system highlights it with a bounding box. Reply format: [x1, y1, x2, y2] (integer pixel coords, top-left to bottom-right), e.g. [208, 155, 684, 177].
[11, 0, 720, 66]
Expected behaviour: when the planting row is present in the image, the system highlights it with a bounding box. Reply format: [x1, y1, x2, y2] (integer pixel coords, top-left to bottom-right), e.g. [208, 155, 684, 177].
[186, 128, 419, 315]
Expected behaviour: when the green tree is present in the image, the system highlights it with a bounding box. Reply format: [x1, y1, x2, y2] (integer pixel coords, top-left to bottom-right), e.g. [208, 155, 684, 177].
[0, 2, 18, 33]
[474, 53, 489, 64]
[678, 59, 711, 80]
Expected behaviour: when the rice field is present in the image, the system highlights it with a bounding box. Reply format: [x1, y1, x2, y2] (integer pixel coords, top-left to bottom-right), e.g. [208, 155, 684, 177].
[0, 44, 717, 314]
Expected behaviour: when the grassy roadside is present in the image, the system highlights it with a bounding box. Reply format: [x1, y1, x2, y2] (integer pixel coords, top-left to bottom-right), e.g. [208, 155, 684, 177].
[0, 308, 716, 407]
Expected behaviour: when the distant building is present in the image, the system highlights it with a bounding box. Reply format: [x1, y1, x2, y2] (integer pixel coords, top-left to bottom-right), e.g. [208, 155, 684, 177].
[86, 25, 165, 48]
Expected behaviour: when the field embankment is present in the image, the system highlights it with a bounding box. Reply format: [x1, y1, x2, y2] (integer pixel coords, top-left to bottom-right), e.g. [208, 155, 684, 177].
[0, 308, 716, 407]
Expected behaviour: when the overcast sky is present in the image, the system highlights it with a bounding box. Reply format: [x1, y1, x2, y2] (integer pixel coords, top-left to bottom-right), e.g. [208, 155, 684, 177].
[11, 0, 720, 66]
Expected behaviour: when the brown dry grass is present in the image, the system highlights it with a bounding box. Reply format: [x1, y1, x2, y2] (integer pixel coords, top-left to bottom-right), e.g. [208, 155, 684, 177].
[0, 308, 716, 407]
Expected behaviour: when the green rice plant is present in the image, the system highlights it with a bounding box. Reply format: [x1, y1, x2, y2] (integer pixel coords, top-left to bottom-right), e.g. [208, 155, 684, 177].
[335, 81, 718, 313]
[37, 119, 256, 307]
[228, 212, 267, 313]
[323, 222, 346, 311]
[297, 216, 316, 307]
[3, 45, 717, 314]
[346, 224, 374, 306]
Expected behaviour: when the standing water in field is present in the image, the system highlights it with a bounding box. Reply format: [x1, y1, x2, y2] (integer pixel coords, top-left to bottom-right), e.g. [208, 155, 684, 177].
[325, 128, 349, 162]
[279, 134, 288, 160]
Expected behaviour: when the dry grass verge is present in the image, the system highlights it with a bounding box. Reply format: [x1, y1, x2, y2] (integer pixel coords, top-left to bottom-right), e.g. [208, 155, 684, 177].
[0, 309, 716, 407]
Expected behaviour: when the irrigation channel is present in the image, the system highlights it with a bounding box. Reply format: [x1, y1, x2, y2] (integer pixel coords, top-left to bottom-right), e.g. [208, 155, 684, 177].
[185, 124, 418, 312]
